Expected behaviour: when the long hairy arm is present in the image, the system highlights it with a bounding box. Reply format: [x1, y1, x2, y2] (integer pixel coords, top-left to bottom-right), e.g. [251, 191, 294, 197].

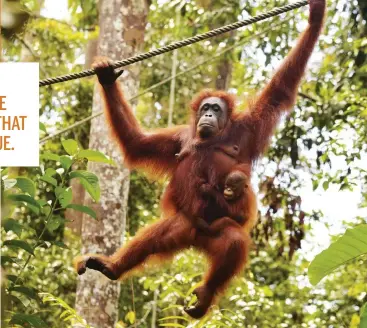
[242, 0, 326, 160]
[100, 81, 188, 176]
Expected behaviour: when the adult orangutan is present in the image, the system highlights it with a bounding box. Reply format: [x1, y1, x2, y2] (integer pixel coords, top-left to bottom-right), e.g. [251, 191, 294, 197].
[75, 0, 325, 319]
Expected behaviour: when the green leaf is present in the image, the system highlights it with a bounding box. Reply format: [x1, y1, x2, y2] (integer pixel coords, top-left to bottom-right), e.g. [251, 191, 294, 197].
[159, 316, 190, 322]
[125, 311, 136, 324]
[6, 274, 21, 283]
[79, 149, 115, 165]
[37, 199, 49, 207]
[159, 324, 186, 328]
[15, 177, 36, 197]
[41, 152, 60, 161]
[308, 225, 367, 285]
[62, 139, 79, 156]
[60, 155, 73, 171]
[361, 302, 367, 328]
[39, 122, 47, 133]
[10, 313, 47, 328]
[7, 194, 41, 214]
[1, 255, 17, 266]
[46, 216, 63, 232]
[45, 168, 57, 177]
[4, 179, 17, 190]
[55, 186, 65, 198]
[3, 218, 23, 237]
[3, 240, 34, 255]
[69, 170, 100, 202]
[51, 241, 69, 249]
[66, 204, 97, 219]
[11, 286, 39, 301]
[58, 188, 72, 208]
[40, 175, 58, 187]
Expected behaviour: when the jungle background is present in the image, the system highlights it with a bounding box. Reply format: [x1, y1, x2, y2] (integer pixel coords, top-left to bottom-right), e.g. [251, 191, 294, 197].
[1, 0, 367, 327]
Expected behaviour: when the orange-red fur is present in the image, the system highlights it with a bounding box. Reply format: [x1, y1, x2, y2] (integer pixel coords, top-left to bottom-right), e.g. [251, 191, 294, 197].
[76, 3, 325, 318]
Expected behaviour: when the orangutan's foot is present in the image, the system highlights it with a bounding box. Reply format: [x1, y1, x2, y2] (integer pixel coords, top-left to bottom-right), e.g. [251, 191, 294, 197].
[75, 255, 118, 280]
[184, 286, 215, 319]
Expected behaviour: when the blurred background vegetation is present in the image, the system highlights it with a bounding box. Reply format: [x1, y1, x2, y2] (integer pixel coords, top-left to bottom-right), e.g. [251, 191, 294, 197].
[1, 0, 366, 327]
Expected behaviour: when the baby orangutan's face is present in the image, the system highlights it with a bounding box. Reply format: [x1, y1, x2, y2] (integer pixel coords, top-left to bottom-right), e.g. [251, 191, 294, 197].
[223, 171, 248, 201]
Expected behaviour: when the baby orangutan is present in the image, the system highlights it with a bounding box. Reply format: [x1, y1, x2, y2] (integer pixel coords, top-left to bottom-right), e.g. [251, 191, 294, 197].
[196, 169, 250, 236]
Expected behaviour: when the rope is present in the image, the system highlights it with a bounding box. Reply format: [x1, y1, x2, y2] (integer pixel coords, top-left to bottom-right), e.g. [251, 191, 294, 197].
[39, 20, 288, 144]
[39, 0, 308, 87]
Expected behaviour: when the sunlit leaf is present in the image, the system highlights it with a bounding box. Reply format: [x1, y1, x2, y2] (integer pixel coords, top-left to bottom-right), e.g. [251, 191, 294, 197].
[69, 170, 100, 202]
[125, 311, 135, 324]
[308, 225, 367, 285]
[78, 149, 115, 165]
[41, 152, 60, 162]
[45, 168, 58, 177]
[39, 122, 47, 133]
[62, 139, 80, 156]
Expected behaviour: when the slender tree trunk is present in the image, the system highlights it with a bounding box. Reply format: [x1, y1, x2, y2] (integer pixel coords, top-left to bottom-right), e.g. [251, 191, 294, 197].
[215, 56, 233, 90]
[75, 1, 148, 327]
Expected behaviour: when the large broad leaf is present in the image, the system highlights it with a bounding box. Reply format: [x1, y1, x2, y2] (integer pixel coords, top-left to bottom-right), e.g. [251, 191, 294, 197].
[66, 204, 97, 220]
[69, 170, 100, 202]
[78, 149, 115, 165]
[3, 240, 34, 255]
[15, 177, 36, 197]
[308, 225, 367, 285]
[62, 139, 79, 156]
[10, 313, 47, 328]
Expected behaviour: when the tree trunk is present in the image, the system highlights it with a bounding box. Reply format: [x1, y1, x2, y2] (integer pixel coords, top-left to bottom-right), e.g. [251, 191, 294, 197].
[215, 57, 233, 90]
[75, 1, 148, 327]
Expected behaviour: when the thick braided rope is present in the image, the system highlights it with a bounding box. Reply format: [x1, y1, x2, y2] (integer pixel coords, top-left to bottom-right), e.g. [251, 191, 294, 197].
[39, 20, 289, 144]
[39, 0, 308, 87]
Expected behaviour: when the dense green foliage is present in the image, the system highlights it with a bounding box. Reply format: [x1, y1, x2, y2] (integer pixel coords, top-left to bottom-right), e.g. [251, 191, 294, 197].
[1, 0, 366, 327]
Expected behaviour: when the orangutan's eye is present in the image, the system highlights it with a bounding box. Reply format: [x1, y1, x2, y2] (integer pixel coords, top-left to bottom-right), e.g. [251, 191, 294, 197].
[212, 105, 220, 112]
